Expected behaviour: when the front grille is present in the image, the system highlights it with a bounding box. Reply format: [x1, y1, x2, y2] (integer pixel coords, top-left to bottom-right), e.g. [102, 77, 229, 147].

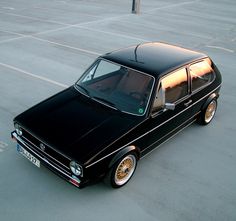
[21, 129, 71, 175]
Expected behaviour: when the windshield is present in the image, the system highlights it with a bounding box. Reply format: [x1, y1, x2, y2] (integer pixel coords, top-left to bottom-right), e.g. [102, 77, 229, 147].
[75, 59, 154, 116]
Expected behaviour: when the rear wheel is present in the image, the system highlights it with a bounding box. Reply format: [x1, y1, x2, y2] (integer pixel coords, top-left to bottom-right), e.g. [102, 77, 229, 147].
[106, 153, 137, 188]
[198, 99, 217, 125]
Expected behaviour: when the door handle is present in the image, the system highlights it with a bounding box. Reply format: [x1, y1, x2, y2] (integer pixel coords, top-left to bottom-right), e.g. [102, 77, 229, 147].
[184, 100, 192, 107]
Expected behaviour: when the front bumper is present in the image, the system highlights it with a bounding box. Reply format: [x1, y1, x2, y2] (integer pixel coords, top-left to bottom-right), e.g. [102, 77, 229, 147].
[11, 131, 84, 188]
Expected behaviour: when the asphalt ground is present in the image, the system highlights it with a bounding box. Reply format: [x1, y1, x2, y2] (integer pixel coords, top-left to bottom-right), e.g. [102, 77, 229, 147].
[0, 0, 235, 220]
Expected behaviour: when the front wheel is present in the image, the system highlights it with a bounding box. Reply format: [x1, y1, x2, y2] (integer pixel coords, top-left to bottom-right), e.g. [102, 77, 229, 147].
[197, 99, 217, 125]
[106, 153, 137, 188]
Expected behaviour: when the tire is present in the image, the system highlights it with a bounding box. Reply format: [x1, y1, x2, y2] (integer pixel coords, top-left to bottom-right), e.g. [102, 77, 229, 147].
[197, 99, 217, 125]
[106, 153, 138, 188]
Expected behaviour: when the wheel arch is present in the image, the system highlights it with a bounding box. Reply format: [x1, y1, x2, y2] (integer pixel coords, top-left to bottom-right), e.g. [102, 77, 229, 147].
[108, 145, 140, 169]
[201, 92, 219, 110]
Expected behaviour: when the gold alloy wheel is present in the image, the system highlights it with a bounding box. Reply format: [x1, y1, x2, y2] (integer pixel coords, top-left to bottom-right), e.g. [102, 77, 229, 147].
[114, 155, 136, 186]
[205, 100, 217, 123]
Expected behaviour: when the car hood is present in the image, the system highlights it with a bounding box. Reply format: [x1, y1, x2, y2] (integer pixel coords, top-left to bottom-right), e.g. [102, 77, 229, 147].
[15, 86, 141, 163]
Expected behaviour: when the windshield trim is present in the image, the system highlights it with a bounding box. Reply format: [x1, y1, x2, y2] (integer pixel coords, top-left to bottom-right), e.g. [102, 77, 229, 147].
[74, 58, 156, 117]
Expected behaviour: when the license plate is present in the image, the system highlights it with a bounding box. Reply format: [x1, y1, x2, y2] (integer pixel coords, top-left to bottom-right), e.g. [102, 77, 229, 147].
[17, 144, 40, 168]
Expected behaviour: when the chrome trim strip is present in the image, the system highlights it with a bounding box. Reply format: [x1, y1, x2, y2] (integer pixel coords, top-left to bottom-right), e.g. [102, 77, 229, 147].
[86, 84, 221, 168]
[21, 135, 70, 170]
[13, 132, 71, 176]
[140, 114, 199, 156]
[21, 128, 71, 161]
[190, 83, 221, 104]
[141, 118, 197, 159]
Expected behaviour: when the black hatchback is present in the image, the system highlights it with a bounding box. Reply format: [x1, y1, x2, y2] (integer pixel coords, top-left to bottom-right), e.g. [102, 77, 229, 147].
[12, 42, 222, 188]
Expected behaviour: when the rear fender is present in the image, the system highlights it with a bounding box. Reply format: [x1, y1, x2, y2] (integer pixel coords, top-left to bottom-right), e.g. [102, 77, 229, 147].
[202, 93, 219, 110]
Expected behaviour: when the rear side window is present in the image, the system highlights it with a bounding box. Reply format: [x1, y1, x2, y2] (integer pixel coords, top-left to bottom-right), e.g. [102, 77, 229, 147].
[190, 59, 215, 91]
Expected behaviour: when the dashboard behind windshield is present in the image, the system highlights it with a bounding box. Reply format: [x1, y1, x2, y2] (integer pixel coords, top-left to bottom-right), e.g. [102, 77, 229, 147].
[76, 59, 155, 116]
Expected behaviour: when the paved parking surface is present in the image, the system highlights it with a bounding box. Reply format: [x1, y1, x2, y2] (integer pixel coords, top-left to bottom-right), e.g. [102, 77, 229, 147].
[0, 0, 236, 220]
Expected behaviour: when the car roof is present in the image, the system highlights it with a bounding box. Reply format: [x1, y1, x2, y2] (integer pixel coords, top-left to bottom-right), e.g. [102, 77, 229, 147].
[101, 42, 207, 77]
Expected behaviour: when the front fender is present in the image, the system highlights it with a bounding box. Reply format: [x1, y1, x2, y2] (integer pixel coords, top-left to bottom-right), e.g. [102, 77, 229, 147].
[108, 145, 140, 168]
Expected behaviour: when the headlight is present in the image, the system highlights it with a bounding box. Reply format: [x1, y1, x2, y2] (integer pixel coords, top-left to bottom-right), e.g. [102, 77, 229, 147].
[70, 161, 83, 176]
[14, 123, 23, 136]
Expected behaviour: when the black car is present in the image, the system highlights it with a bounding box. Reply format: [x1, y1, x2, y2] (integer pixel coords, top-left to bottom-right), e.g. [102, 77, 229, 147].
[12, 42, 222, 188]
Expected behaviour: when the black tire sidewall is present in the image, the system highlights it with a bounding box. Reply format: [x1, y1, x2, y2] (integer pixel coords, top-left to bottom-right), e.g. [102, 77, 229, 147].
[109, 152, 138, 188]
[198, 99, 217, 125]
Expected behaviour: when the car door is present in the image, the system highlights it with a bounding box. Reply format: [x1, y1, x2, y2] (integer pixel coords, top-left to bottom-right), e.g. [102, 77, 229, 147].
[136, 67, 194, 156]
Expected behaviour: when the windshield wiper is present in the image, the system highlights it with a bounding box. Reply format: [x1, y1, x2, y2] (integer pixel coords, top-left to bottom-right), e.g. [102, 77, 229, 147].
[76, 84, 90, 97]
[93, 96, 121, 112]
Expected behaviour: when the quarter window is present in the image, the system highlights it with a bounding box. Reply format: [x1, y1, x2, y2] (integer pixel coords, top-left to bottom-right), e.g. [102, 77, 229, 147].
[190, 59, 215, 91]
[161, 68, 188, 103]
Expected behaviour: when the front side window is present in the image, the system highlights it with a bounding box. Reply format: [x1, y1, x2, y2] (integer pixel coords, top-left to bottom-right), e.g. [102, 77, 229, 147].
[76, 59, 154, 116]
[190, 59, 215, 91]
[152, 68, 188, 112]
[161, 68, 188, 103]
